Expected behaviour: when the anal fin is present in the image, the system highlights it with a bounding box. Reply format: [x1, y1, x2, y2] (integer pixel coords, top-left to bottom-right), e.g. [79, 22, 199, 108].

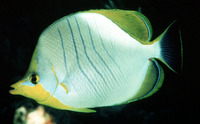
[68, 108, 96, 113]
[127, 58, 164, 103]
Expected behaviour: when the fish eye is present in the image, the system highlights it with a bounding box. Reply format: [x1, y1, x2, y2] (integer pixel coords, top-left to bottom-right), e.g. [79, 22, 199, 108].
[29, 73, 40, 84]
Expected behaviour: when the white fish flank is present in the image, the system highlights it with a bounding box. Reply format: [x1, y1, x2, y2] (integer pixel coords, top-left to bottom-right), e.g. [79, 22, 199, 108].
[38, 13, 160, 108]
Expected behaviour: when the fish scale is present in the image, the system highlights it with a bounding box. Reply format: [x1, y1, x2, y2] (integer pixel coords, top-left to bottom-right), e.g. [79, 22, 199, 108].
[76, 15, 127, 100]
[65, 17, 103, 101]
[66, 13, 148, 107]
[70, 17, 106, 99]
[86, 15, 124, 87]
[81, 17, 120, 91]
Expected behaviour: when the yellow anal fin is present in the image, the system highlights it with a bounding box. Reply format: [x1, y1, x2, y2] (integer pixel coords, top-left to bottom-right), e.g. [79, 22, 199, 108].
[69, 108, 96, 113]
[127, 58, 164, 103]
[60, 83, 68, 94]
[38, 91, 96, 113]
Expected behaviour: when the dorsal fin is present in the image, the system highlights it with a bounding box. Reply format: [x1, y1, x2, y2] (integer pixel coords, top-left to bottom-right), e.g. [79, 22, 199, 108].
[85, 9, 153, 44]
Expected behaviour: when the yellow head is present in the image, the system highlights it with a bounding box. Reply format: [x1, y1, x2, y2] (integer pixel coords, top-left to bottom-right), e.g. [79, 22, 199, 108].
[10, 74, 51, 102]
[9, 45, 58, 103]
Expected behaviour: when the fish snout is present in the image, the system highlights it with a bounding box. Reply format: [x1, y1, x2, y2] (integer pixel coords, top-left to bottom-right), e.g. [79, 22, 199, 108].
[10, 83, 19, 94]
[9, 79, 28, 94]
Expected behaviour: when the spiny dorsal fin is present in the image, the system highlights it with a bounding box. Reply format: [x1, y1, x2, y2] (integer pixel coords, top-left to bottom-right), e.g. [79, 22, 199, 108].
[85, 9, 152, 44]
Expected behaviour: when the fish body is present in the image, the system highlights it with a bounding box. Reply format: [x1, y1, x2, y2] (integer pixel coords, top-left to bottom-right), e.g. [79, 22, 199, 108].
[10, 9, 182, 113]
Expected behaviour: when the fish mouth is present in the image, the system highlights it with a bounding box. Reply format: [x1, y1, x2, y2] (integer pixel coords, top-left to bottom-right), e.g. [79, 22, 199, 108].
[9, 84, 18, 94]
[9, 79, 28, 94]
[10, 85, 15, 91]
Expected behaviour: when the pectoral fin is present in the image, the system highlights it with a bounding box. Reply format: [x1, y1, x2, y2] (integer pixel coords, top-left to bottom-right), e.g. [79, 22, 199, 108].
[60, 83, 68, 94]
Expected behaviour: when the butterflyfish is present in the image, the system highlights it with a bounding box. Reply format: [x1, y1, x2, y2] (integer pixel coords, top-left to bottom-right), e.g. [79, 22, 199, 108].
[10, 9, 183, 113]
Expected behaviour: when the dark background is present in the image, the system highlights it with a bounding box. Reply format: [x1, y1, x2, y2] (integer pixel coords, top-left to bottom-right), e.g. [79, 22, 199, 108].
[0, 0, 199, 123]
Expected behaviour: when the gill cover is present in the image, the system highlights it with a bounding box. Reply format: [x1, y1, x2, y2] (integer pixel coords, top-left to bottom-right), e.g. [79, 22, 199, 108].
[10, 44, 60, 102]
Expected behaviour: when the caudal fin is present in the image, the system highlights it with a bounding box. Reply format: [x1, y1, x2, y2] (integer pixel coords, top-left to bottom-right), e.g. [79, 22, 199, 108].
[155, 21, 183, 73]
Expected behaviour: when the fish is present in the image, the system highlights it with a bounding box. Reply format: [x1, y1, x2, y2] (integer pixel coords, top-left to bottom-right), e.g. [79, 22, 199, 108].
[10, 9, 183, 113]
